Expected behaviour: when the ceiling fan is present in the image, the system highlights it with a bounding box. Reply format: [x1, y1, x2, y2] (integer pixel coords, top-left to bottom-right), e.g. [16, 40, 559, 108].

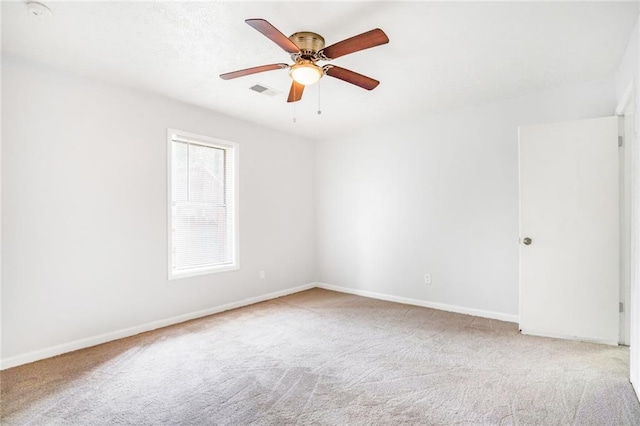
[220, 19, 389, 103]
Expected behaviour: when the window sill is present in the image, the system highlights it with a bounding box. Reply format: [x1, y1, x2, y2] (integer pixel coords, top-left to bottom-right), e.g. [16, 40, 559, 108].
[169, 263, 239, 281]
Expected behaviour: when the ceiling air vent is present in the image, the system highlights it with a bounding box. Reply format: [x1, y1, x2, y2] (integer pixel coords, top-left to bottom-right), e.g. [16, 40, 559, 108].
[249, 84, 281, 97]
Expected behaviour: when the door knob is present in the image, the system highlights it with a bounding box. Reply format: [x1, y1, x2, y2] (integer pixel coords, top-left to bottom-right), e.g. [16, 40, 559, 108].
[523, 237, 532, 245]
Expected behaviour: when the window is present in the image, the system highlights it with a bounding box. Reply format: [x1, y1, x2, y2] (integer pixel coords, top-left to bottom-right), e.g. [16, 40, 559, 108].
[168, 129, 238, 279]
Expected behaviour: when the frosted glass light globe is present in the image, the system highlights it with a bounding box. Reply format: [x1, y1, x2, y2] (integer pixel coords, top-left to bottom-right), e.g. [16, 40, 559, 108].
[289, 62, 323, 86]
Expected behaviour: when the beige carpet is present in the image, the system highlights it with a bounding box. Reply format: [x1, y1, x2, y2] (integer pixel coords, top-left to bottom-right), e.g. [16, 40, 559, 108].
[2, 288, 639, 425]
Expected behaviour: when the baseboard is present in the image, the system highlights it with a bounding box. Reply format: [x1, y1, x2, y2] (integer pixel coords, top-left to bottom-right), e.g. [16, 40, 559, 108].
[0, 282, 525, 369]
[0, 282, 316, 370]
[520, 329, 619, 346]
[10, 282, 619, 369]
[315, 282, 519, 323]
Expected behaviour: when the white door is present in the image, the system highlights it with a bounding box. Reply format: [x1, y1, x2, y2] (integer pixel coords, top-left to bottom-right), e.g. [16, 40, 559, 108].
[519, 116, 619, 345]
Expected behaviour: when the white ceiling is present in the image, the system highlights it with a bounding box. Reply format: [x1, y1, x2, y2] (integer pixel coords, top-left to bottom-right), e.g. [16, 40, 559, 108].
[2, 1, 638, 139]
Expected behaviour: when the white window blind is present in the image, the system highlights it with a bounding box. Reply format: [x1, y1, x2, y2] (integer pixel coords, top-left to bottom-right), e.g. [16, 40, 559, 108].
[169, 130, 237, 278]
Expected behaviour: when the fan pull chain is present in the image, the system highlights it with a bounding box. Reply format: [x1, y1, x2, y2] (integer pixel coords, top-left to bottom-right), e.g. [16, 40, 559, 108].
[317, 80, 322, 115]
[293, 100, 297, 123]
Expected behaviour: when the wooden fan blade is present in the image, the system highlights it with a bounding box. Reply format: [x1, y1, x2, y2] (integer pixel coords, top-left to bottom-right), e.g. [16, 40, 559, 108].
[245, 19, 300, 54]
[320, 29, 389, 60]
[287, 80, 305, 103]
[220, 63, 288, 80]
[325, 66, 380, 90]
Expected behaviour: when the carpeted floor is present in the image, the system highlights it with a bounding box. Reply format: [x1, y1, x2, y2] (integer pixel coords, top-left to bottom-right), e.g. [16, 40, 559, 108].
[2, 288, 639, 425]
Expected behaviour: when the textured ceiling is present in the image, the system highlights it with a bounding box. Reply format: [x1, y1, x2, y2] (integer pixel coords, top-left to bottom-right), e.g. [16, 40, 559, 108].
[2, 1, 638, 139]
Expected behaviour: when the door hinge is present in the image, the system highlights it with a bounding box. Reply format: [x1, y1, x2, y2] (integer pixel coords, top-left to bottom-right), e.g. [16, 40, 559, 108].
[619, 136, 624, 147]
[620, 302, 624, 313]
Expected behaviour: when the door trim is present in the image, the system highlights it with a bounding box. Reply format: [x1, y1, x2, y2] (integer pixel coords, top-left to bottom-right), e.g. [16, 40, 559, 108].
[616, 78, 638, 397]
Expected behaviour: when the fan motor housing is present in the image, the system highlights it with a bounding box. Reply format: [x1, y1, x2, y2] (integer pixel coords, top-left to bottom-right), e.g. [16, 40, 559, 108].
[289, 32, 325, 58]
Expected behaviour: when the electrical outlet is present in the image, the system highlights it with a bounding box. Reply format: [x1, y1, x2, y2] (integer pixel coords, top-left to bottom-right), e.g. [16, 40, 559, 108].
[260, 271, 266, 279]
[424, 274, 431, 285]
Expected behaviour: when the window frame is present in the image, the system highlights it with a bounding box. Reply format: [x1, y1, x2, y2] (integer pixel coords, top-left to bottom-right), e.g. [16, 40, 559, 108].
[167, 128, 239, 280]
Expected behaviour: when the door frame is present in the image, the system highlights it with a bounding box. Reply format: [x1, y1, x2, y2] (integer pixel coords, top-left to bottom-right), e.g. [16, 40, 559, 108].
[618, 85, 634, 346]
[616, 79, 638, 395]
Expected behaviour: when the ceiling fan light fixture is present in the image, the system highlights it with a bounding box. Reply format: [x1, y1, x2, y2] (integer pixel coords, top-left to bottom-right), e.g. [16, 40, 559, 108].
[220, 19, 390, 103]
[289, 61, 323, 86]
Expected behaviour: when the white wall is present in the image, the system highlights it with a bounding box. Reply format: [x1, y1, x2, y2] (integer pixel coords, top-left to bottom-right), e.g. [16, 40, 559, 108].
[616, 16, 639, 106]
[316, 77, 617, 318]
[1, 55, 316, 364]
[1, 44, 628, 368]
